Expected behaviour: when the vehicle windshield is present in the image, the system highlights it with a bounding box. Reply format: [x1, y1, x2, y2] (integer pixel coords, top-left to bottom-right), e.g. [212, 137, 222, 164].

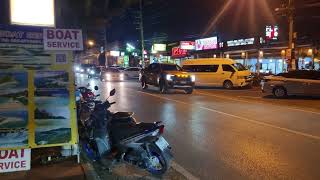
[232, 63, 247, 71]
[161, 64, 183, 71]
[105, 68, 120, 73]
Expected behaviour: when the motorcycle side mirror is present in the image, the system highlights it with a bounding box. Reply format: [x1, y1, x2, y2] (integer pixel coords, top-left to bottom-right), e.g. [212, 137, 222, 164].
[94, 86, 99, 91]
[109, 89, 116, 96]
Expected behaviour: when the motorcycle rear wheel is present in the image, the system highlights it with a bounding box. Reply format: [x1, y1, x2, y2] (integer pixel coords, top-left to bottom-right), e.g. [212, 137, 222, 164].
[146, 143, 169, 176]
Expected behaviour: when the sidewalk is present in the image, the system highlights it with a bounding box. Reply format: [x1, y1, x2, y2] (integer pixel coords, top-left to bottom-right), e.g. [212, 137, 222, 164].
[0, 156, 187, 180]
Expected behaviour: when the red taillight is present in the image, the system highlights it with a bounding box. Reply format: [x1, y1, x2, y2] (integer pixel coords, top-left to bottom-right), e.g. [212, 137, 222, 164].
[159, 125, 164, 134]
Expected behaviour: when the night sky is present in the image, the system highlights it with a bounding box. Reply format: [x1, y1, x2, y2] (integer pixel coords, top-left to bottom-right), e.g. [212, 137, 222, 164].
[107, 0, 320, 44]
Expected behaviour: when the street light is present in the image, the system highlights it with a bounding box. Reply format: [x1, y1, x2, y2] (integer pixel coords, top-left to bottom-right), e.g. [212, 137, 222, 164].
[87, 40, 95, 47]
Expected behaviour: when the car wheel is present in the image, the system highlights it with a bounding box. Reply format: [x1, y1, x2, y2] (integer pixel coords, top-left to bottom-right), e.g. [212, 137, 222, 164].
[223, 80, 233, 89]
[273, 87, 287, 98]
[159, 80, 168, 94]
[185, 88, 193, 94]
[141, 78, 148, 89]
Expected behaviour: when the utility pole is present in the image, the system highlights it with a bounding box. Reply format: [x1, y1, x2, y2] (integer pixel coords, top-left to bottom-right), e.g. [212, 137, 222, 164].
[139, 0, 145, 67]
[275, 0, 296, 71]
[288, 0, 296, 71]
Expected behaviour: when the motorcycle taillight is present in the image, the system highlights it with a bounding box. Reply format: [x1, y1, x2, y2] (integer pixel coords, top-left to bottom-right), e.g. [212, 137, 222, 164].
[159, 125, 164, 134]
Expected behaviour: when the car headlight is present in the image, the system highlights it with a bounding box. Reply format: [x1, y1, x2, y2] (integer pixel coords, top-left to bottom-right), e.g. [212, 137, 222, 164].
[80, 69, 84, 72]
[120, 73, 124, 78]
[191, 75, 195, 82]
[166, 74, 174, 81]
[75, 66, 80, 71]
[87, 68, 90, 72]
[90, 70, 95, 75]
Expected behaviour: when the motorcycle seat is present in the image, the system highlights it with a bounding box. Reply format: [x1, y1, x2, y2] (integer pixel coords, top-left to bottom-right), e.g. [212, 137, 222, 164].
[113, 112, 134, 119]
[110, 122, 157, 143]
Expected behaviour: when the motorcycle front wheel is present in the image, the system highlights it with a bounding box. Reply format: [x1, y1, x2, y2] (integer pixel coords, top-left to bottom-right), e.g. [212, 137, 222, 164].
[145, 143, 169, 176]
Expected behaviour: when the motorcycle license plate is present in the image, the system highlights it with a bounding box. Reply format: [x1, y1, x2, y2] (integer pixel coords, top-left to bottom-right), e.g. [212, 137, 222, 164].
[155, 137, 169, 151]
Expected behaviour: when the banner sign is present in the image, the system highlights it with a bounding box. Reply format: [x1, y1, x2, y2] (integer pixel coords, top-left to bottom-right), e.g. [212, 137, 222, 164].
[172, 47, 187, 58]
[0, 25, 42, 45]
[0, 149, 31, 173]
[195, 37, 218, 51]
[43, 29, 83, 51]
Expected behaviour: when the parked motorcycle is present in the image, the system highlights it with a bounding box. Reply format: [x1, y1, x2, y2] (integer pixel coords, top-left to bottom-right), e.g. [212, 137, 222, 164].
[78, 88, 172, 176]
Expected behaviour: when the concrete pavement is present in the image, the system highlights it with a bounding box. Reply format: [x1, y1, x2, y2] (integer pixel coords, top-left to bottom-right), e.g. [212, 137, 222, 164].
[82, 78, 320, 180]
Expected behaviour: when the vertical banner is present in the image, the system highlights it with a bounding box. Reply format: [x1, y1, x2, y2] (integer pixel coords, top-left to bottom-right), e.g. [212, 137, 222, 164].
[0, 25, 79, 150]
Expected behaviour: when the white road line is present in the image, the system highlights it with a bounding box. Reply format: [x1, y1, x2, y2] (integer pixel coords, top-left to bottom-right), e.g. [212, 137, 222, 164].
[237, 96, 262, 99]
[196, 91, 320, 116]
[138, 91, 320, 141]
[171, 161, 200, 180]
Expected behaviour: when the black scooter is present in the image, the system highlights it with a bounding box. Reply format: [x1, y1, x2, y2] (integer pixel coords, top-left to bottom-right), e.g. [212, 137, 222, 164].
[78, 88, 172, 176]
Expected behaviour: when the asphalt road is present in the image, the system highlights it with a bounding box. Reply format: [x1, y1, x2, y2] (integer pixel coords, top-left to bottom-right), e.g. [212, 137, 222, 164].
[77, 77, 320, 180]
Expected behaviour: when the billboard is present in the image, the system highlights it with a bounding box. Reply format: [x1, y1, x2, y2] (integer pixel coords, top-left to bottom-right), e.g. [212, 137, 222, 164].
[227, 38, 255, 47]
[266, 25, 279, 40]
[180, 41, 195, 50]
[152, 44, 166, 52]
[195, 37, 218, 51]
[10, 0, 55, 27]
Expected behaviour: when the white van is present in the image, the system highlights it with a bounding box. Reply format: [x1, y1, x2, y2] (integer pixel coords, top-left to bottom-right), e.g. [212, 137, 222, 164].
[182, 58, 253, 89]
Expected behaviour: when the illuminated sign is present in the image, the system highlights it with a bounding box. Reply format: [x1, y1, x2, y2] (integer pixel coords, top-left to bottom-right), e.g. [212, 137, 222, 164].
[180, 41, 195, 50]
[152, 44, 166, 51]
[172, 47, 187, 58]
[195, 37, 218, 51]
[266, 25, 279, 40]
[110, 51, 120, 57]
[43, 29, 83, 51]
[227, 38, 255, 47]
[10, 0, 55, 27]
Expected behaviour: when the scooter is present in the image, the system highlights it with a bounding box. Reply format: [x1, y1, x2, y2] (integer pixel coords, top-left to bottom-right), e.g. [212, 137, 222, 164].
[79, 88, 172, 176]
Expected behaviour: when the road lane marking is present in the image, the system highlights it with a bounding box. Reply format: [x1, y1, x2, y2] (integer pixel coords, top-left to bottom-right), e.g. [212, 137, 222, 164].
[171, 161, 200, 180]
[237, 96, 262, 99]
[195, 91, 320, 116]
[138, 91, 320, 141]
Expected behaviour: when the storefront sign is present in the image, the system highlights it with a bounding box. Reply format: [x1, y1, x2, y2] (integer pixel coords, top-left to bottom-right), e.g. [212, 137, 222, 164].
[195, 37, 217, 51]
[0, 149, 31, 173]
[152, 44, 166, 51]
[43, 29, 83, 51]
[110, 51, 120, 57]
[180, 41, 195, 50]
[266, 25, 279, 40]
[172, 47, 187, 58]
[227, 38, 255, 47]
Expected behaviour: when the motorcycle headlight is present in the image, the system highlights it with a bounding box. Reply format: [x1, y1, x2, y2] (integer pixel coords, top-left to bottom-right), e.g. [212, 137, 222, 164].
[166, 74, 174, 81]
[191, 75, 195, 82]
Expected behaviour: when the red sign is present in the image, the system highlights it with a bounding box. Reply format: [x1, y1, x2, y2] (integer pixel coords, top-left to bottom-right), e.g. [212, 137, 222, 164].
[266, 25, 279, 40]
[172, 47, 187, 58]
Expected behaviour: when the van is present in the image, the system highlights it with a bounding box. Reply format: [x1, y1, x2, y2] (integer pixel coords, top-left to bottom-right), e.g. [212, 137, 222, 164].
[182, 58, 253, 89]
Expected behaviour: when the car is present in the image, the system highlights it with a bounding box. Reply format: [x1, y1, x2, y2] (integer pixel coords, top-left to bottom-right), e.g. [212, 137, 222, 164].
[100, 67, 125, 81]
[182, 58, 253, 89]
[87, 67, 102, 79]
[261, 70, 320, 98]
[123, 67, 141, 79]
[74, 64, 94, 74]
[139, 63, 195, 94]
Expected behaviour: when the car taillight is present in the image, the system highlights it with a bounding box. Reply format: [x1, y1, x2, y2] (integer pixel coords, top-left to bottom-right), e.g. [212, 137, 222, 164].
[159, 125, 164, 134]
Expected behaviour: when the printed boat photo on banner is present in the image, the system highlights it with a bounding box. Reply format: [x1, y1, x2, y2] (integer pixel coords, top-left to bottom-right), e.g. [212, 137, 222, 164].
[34, 107, 71, 145]
[0, 110, 28, 148]
[0, 72, 28, 109]
[34, 71, 69, 90]
[35, 88, 69, 107]
[0, 47, 52, 70]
